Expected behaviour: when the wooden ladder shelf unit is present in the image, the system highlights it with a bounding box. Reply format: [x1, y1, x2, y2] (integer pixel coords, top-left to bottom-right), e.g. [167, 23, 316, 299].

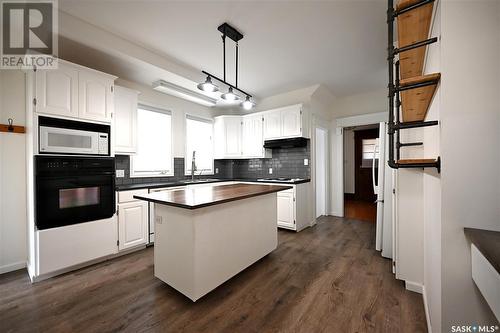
[387, 0, 441, 172]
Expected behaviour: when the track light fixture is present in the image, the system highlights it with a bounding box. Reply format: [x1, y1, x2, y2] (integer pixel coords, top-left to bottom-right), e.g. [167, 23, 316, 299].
[197, 22, 255, 110]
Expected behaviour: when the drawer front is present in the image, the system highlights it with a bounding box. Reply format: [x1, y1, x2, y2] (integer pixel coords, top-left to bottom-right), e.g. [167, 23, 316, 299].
[118, 189, 148, 203]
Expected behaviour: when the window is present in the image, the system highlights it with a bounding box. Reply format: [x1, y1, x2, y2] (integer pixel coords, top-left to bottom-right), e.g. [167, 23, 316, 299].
[185, 115, 214, 175]
[131, 105, 172, 177]
[361, 138, 380, 168]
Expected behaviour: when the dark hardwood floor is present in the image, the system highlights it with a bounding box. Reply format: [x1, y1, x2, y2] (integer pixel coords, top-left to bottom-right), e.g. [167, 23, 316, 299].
[0, 216, 427, 333]
[344, 199, 377, 223]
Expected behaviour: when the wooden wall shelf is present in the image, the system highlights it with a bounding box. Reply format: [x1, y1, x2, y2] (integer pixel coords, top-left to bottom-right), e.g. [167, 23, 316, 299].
[398, 158, 438, 165]
[397, 0, 434, 79]
[400, 73, 440, 122]
[0, 124, 25, 134]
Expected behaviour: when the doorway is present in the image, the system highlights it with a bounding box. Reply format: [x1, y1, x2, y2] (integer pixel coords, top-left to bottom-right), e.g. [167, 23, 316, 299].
[315, 127, 328, 218]
[343, 125, 379, 222]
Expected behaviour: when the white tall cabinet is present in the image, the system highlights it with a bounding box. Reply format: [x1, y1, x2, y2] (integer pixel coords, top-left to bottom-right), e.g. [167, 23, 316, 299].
[34, 60, 116, 123]
[114, 86, 139, 154]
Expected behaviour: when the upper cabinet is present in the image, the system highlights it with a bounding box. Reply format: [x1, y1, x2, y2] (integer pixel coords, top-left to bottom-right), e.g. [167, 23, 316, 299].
[214, 116, 242, 158]
[35, 62, 79, 118]
[78, 70, 114, 122]
[263, 111, 281, 139]
[263, 104, 308, 140]
[35, 60, 117, 123]
[114, 86, 139, 154]
[214, 115, 271, 159]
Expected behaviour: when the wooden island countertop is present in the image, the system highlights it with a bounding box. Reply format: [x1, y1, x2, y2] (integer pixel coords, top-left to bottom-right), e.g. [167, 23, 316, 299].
[134, 183, 292, 210]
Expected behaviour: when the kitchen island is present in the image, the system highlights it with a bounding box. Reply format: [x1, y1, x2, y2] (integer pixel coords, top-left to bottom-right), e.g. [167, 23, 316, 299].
[134, 183, 291, 301]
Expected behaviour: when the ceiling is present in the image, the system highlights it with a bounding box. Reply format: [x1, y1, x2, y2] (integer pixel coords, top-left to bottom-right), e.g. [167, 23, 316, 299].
[59, 0, 387, 99]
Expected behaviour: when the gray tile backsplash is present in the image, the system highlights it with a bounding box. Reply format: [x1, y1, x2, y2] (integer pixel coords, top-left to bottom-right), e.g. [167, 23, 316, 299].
[224, 142, 311, 179]
[115, 142, 310, 185]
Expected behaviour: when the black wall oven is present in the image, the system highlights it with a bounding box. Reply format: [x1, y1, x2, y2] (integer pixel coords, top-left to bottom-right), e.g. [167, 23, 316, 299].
[35, 156, 116, 230]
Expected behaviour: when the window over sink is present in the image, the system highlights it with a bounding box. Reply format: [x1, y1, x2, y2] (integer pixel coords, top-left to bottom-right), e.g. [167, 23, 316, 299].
[185, 115, 214, 175]
[131, 105, 173, 177]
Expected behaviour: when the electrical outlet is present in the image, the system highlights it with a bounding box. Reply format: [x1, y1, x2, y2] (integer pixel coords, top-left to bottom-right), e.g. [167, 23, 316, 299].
[304, 158, 309, 166]
[269, 168, 273, 174]
[116, 169, 125, 178]
[215, 168, 219, 174]
[155, 216, 163, 224]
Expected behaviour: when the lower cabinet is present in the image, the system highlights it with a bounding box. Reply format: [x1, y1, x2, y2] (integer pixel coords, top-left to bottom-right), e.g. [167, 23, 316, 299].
[117, 190, 148, 251]
[277, 189, 295, 229]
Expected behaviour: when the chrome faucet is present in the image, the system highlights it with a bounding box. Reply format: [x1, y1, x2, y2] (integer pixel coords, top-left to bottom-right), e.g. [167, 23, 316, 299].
[191, 151, 197, 181]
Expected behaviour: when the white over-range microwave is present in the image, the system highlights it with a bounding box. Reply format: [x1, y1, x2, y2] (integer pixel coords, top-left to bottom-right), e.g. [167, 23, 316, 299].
[38, 116, 110, 156]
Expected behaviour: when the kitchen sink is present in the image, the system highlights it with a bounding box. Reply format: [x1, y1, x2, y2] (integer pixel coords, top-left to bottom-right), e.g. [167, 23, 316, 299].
[180, 179, 220, 184]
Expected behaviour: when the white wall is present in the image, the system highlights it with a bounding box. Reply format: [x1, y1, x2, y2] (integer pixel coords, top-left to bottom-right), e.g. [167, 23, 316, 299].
[422, 2, 442, 331]
[343, 129, 355, 194]
[439, 0, 500, 329]
[0, 70, 27, 274]
[115, 78, 214, 158]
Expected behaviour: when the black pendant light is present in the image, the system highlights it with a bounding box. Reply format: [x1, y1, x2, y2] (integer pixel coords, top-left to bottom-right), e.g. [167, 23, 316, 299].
[198, 23, 255, 109]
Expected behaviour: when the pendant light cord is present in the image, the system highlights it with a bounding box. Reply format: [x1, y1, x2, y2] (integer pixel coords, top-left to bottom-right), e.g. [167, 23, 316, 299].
[236, 42, 239, 88]
[222, 34, 226, 81]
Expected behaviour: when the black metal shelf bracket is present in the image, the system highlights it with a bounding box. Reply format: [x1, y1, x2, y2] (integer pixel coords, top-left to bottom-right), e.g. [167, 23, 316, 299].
[386, 0, 440, 173]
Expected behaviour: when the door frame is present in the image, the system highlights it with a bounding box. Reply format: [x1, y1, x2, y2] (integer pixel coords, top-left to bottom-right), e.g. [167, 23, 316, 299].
[311, 114, 330, 226]
[314, 126, 328, 218]
[332, 112, 388, 217]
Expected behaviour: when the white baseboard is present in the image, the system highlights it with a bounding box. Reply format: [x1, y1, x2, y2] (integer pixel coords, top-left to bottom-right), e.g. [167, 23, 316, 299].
[0, 261, 26, 275]
[405, 280, 423, 294]
[422, 285, 432, 333]
[329, 211, 343, 217]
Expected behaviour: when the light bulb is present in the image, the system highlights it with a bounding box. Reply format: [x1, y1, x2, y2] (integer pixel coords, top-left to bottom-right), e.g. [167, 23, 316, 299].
[197, 76, 218, 93]
[241, 96, 255, 110]
[221, 87, 239, 102]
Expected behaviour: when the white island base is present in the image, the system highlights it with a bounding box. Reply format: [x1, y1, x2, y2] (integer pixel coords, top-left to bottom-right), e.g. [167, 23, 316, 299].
[153, 193, 278, 301]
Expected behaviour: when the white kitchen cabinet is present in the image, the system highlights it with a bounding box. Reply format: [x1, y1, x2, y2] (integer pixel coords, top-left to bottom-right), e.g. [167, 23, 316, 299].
[214, 116, 242, 158]
[78, 70, 114, 122]
[281, 106, 302, 137]
[35, 62, 79, 118]
[114, 86, 139, 154]
[117, 189, 148, 251]
[215, 115, 271, 159]
[277, 189, 295, 229]
[242, 115, 272, 158]
[263, 104, 307, 139]
[263, 111, 282, 139]
[34, 60, 116, 123]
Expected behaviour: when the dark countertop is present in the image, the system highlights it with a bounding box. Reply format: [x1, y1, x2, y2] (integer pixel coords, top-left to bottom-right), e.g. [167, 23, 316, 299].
[134, 183, 293, 210]
[116, 178, 310, 191]
[464, 227, 500, 274]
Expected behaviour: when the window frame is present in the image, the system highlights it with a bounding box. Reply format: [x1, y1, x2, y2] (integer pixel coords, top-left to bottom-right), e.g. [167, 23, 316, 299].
[184, 114, 215, 176]
[360, 138, 380, 169]
[130, 103, 174, 178]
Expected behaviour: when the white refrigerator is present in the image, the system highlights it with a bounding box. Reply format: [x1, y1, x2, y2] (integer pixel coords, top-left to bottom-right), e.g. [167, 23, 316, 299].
[373, 122, 394, 259]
